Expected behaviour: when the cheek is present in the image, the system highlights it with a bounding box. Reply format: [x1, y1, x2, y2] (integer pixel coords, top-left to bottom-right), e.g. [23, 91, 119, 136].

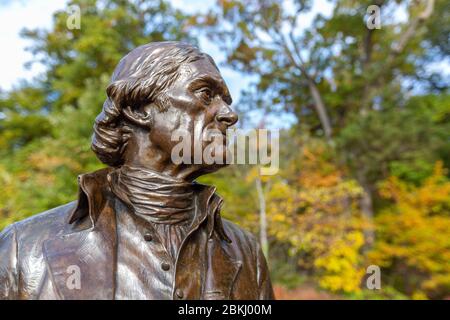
[150, 89, 218, 150]
[150, 108, 202, 155]
[149, 111, 180, 151]
[204, 106, 218, 124]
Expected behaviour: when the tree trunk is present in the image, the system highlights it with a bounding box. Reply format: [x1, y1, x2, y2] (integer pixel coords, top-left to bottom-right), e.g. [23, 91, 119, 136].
[361, 189, 374, 239]
[280, 38, 333, 141]
[307, 79, 333, 141]
[360, 180, 375, 251]
[255, 175, 269, 261]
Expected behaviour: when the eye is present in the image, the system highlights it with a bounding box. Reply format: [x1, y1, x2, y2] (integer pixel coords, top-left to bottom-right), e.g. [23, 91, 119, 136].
[196, 87, 213, 104]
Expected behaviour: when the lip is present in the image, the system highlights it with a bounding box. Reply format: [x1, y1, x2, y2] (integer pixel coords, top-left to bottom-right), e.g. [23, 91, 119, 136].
[212, 133, 227, 142]
[204, 126, 227, 137]
[204, 130, 227, 146]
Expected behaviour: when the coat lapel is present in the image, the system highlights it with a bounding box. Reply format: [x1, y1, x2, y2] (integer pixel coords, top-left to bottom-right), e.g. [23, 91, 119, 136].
[173, 224, 242, 300]
[43, 169, 117, 300]
[203, 237, 242, 300]
[203, 189, 242, 299]
[175, 184, 242, 300]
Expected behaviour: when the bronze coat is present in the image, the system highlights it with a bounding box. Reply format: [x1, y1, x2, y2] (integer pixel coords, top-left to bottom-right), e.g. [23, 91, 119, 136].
[0, 168, 274, 300]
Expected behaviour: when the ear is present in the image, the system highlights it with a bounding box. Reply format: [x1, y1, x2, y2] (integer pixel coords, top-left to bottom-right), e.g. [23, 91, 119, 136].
[122, 105, 153, 128]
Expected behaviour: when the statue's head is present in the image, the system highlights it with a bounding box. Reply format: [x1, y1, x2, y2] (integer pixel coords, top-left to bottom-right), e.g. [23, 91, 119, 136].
[92, 41, 238, 180]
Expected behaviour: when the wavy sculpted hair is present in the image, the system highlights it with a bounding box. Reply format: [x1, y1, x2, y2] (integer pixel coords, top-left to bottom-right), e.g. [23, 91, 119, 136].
[91, 42, 216, 167]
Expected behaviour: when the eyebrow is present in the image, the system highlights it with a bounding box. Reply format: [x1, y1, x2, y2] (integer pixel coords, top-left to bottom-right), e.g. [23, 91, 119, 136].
[188, 74, 233, 105]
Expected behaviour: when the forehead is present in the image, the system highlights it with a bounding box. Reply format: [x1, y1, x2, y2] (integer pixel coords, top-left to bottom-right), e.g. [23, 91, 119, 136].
[179, 57, 225, 84]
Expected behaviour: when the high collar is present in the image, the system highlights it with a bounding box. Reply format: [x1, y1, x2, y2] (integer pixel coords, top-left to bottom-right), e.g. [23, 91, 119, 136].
[108, 165, 195, 225]
[66, 167, 231, 242]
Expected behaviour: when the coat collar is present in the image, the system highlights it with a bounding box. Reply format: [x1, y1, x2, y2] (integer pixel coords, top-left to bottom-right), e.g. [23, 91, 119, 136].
[67, 167, 231, 242]
[43, 167, 236, 299]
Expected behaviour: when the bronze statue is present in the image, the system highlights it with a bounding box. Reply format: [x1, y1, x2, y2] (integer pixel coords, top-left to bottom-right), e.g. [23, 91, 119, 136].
[0, 42, 274, 300]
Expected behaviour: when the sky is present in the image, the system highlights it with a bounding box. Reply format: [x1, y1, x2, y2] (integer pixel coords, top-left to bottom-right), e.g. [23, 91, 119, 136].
[0, 0, 68, 90]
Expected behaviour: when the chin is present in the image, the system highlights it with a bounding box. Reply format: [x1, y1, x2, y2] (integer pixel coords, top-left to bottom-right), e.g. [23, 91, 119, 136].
[187, 162, 227, 182]
[202, 161, 229, 174]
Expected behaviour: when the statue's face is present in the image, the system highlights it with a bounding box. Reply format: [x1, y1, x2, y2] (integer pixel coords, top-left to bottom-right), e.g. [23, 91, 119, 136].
[146, 56, 238, 174]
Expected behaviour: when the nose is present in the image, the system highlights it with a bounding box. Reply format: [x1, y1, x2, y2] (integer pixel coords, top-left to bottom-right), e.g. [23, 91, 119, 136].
[216, 107, 238, 127]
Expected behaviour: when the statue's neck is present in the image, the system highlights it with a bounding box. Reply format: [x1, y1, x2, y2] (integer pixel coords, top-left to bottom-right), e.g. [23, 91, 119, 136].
[110, 165, 196, 225]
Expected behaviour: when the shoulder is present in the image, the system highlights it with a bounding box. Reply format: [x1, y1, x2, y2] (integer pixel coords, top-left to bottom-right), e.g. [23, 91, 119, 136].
[1, 201, 77, 247]
[220, 218, 260, 254]
[0, 202, 76, 298]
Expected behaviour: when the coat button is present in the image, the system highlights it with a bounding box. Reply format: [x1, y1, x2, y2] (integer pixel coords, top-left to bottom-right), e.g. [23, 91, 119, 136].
[143, 232, 153, 242]
[161, 262, 171, 271]
[175, 289, 184, 299]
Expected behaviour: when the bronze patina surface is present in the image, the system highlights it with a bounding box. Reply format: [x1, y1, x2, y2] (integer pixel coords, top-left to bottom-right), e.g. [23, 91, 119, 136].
[0, 42, 274, 300]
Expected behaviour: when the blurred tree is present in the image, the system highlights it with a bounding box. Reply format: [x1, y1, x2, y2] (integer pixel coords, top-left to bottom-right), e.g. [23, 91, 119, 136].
[369, 162, 450, 299]
[337, 93, 450, 248]
[258, 133, 368, 294]
[198, 0, 448, 247]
